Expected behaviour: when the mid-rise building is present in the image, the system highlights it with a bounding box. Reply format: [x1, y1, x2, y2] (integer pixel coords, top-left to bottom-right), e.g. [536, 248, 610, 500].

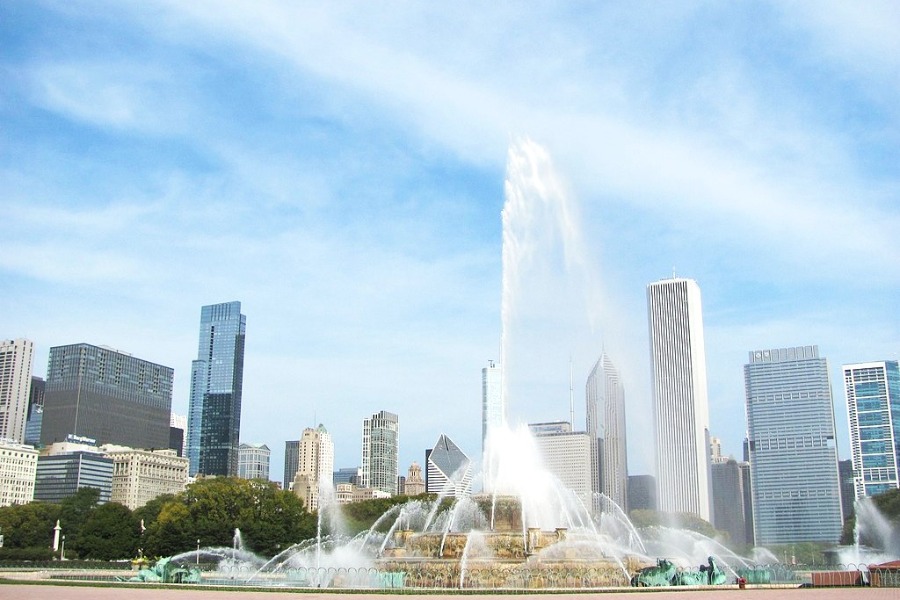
[361, 411, 399, 496]
[586, 352, 628, 511]
[647, 277, 712, 521]
[529, 423, 592, 506]
[294, 425, 334, 511]
[40, 344, 173, 449]
[187, 301, 246, 477]
[0, 441, 38, 506]
[425, 434, 473, 497]
[238, 443, 271, 480]
[34, 450, 113, 503]
[844, 361, 900, 499]
[0, 338, 35, 442]
[404, 462, 425, 496]
[745, 345, 843, 544]
[711, 458, 750, 546]
[482, 360, 503, 457]
[104, 446, 188, 510]
[333, 466, 361, 486]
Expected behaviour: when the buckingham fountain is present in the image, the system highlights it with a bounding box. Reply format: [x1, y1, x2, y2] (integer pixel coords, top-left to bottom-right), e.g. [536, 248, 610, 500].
[128, 139, 895, 590]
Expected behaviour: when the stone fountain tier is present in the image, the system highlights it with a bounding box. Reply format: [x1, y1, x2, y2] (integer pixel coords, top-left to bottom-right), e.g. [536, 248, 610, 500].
[375, 555, 645, 589]
[393, 528, 581, 560]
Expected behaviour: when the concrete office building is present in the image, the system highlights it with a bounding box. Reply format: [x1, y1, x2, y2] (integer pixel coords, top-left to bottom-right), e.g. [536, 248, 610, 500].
[361, 411, 399, 496]
[0, 338, 35, 443]
[105, 446, 188, 510]
[745, 345, 843, 544]
[0, 441, 38, 506]
[647, 277, 712, 521]
[529, 422, 592, 506]
[41, 344, 172, 449]
[844, 360, 900, 499]
[187, 301, 246, 477]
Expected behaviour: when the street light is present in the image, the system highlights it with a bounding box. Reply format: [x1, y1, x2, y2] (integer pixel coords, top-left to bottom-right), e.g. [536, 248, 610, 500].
[196, 539, 200, 566]
[60, 535, 66, 561]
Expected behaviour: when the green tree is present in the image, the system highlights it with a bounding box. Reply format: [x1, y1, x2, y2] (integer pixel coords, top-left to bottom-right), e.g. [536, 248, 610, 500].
[57, 486, 102, 556]
[141, 478, 315, 558]
[73, 502, 140, 560]
[0, 501, 60, 551]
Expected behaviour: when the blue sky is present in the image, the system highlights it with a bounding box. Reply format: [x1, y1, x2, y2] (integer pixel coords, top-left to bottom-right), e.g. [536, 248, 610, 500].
[2, 1, 898, 484]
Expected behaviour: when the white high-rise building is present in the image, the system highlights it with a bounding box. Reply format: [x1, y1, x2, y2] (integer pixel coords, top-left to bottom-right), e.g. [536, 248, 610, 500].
[361, 411, 399, 495]
[482, 360, 503, 457]
[425, 434, 473, 497]
[0, 440, 38, 507]
[238, 443, 270, 480]
[844, 360, 900, 499]
[294, 424, 334, 511]
[0, 338, 35, 443]
[647, 277, 712, 521]
[586, 352, 628, 511]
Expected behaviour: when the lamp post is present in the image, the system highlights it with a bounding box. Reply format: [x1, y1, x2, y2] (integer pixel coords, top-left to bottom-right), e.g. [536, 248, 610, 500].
[196, 539, 200, 566]
[60, 535, 66, 561]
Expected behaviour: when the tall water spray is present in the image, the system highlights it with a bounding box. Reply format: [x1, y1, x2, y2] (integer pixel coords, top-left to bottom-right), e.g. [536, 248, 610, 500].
[499, 138, 591, 418]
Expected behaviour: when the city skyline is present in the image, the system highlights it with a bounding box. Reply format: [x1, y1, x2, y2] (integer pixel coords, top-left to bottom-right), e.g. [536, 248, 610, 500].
[2, 3, 898, 481]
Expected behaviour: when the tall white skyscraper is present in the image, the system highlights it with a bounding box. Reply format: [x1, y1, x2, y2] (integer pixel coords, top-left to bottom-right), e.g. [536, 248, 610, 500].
[361, 410, 399, 495]
[745, 346, 843, 544]
[647, 277, 712, 521]
[844, 360, 900, 499]
[586, 352, 628, 511]
[0, 339, 35, 443]
[294, 424, 334, 511]
[481, 360, 503, 458]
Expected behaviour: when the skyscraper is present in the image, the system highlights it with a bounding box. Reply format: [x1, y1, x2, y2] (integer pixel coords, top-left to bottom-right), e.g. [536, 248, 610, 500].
[0, 338, 35, 442]
[425, 434, 473, 497]
[361, 410, 399, 496]
[711, 458, 750, 546]
[41, 343, 173, 449]
[844, 360, 900, 499]
[294, 425, 334, 510]
[646, 277, 712, 520]
[24, 376, 45, 446]
[284, 440, 300, 489]
[187, 301, 246, 477]
[745, 345, 843, 544]
[586, 352, 628, 511]
[481, 360, 503, 457]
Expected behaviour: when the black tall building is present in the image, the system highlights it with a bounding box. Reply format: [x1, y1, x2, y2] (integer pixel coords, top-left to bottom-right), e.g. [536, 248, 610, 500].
[40, 344, 172, 449]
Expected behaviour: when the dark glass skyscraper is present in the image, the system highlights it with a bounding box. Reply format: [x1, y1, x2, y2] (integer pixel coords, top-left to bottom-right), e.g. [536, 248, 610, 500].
[40, 343, 172, 448]
[187, 301, 246, 477]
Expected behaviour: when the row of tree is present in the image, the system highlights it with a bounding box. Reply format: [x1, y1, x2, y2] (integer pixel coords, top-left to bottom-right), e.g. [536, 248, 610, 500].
[0, 478, 319, 561]
[2, 480, 895, 563]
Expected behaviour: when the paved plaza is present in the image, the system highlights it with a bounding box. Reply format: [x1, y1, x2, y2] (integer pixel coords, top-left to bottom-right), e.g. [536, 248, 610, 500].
[1, 583, 899, 600]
